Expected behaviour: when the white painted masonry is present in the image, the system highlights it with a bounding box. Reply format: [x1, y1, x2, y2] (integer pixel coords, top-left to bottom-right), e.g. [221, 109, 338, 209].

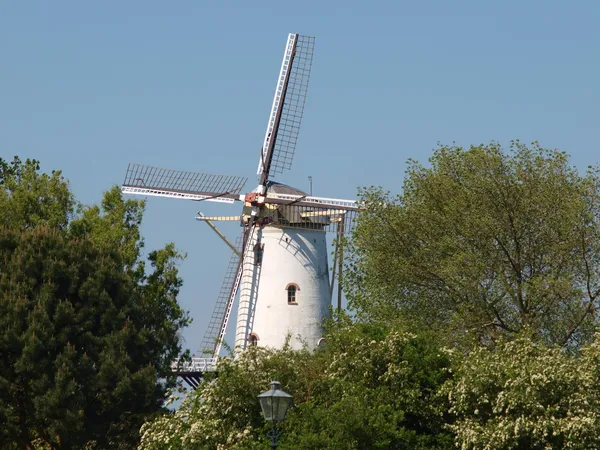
[245, 226, 331, 350]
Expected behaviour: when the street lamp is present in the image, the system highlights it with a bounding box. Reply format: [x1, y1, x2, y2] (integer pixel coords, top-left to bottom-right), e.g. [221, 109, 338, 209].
[258, 380, 293, 449]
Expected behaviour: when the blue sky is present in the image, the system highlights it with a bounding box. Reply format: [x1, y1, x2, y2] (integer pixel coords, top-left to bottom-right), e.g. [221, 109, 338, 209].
[2, 1, 599, 355]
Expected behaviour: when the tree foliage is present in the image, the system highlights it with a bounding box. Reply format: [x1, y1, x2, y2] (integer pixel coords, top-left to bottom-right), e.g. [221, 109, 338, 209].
[0, 156, 76, 230]
[346, 142, 600, 348]
[139, 321, 453, 450]
[70, 186, 145, 268]
[445, 336, 600, 449]
[139, 326, 600, 450]
[284, 321, 453, 450]
[0, 157, 190, 449]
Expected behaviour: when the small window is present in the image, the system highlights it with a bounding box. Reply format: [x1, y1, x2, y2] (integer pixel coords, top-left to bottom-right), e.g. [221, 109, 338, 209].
[285, 283, 300, 305]
[249, 333, 259, 346]
[254, 243, 264, 266]
[287, 285, 297, 304]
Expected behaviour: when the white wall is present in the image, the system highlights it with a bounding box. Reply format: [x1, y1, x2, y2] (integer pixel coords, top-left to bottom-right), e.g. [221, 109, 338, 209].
[249, 226, 331, 350]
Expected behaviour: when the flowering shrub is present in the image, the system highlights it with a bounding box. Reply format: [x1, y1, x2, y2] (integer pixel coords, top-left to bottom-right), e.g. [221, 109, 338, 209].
[139, 344, 309, 449]
[139, 325, 453, 449]
[445, 336, 600, 449]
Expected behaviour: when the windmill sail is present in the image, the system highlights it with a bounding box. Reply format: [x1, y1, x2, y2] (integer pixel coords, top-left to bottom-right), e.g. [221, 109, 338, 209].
[198, 234, 244, 358]
[258, 34, 315, 183]
[265, 192, 358, 211]
[123, 163, 247, 203]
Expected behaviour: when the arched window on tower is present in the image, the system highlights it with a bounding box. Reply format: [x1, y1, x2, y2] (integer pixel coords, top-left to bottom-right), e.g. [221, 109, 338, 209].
[285, 283, 299, 305]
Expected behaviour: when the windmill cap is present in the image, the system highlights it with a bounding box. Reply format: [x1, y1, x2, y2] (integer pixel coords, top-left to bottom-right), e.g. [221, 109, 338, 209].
[266, 181, 307, 196]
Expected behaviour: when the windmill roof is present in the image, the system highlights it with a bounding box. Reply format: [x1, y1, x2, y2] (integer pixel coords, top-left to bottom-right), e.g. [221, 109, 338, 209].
[266, 181, 307, 196]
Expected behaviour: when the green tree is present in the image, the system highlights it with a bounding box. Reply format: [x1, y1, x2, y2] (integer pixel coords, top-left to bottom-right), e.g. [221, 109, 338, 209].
[346, 142, 600, 348]
[139, 321, 453, 450]
[444, 335, 600, 449]
[0, 156, 76, 230]
[0, 156, 29, 182]
[70, 185, 145, 268]
[283, 320, 453, 450]
[0, 158, 190, 449]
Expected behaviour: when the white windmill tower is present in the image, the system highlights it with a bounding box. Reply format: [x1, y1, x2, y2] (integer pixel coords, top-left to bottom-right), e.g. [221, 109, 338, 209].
[121, 34, 358, 381]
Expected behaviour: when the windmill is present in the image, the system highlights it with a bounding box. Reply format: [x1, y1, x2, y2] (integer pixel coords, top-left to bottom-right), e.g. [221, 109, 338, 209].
[121, 34, 359, 380]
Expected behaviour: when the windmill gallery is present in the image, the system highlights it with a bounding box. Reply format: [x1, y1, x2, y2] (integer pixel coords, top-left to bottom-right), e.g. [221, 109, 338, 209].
[121, 34, 359, 388]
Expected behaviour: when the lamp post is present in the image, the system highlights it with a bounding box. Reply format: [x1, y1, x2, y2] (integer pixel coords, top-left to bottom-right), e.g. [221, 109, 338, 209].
[258, 380, 293, 449]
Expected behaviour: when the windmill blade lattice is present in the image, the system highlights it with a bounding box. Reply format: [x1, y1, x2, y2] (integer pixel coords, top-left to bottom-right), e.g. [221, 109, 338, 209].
[258, 34, 315, 181]
[265, 192, 358, 210]
[197, 233, 244, 358]
[123, 163, 247, 203]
